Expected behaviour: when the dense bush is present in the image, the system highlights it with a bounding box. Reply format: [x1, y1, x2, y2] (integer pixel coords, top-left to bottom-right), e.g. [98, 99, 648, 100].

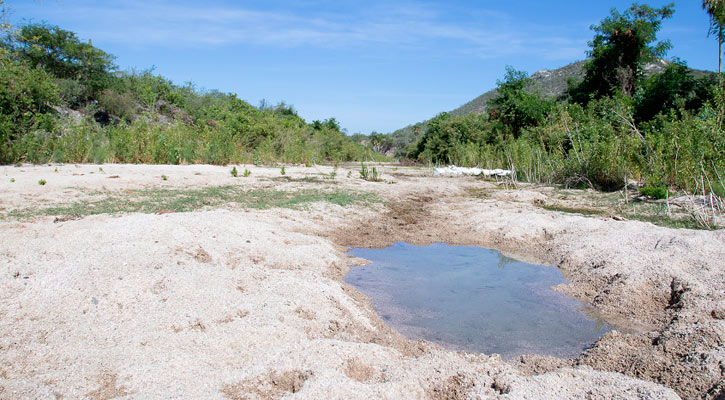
[0, 21, 386, 165]
[409, 91, 724, 193]
[405, 3, 723, 195]
[97, 89, 138, 122]
[0, 58, 59, 161]
[14, 24, 116, 101]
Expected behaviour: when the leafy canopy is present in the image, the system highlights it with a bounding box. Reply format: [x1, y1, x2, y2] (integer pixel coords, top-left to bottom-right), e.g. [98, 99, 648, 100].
[703, 0, 725, 39]
[488, 66, 553, 139]
[634, 58, 716, 121]
[569, 3, 674, 103]
[14, 24, 116, 96]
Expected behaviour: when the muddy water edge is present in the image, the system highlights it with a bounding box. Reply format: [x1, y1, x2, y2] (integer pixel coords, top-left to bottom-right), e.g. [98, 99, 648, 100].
[328, 189, 725, 399]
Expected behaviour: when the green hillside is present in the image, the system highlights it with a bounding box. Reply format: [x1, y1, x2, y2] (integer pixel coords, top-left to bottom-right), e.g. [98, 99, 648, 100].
[0, 22, 387, 165]
[388, 59, 715, 157]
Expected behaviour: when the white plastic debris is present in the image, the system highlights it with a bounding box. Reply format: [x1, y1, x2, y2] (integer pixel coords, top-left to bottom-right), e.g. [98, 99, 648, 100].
[433, 165, 512, 177]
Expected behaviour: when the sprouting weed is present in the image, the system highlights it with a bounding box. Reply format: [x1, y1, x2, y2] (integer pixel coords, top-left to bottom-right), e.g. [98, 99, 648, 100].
[359, 162, 382, 182]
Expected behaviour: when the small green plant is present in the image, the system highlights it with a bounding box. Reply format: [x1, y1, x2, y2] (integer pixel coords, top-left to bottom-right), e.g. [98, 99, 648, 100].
[347, 171, 352, 178]
[54, 167, 58, 173]
[14, 162, 22, 167]
[161, 175, 168, 181]
[640, 186, 668, 199]
[305, 161, 311, 168]
[38, 179, 46, 185]
[359, 162, 382, 182]
[243, 168, 251, 177]
[328, 166, 338, 180]
[10, 178, 15, 183]
[231, 166, 238, 177]
[281, 166, 286, 175]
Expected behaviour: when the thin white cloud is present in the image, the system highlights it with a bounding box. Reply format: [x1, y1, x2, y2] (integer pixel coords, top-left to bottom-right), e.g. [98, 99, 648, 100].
[29, 0, 585, 61]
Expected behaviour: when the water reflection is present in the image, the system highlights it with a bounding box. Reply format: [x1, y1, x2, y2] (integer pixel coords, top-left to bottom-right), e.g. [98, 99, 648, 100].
[345, 242, 613, 360]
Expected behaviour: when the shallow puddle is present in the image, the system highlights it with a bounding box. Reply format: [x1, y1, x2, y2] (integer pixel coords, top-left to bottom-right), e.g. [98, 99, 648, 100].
[345, 242, 611, 360]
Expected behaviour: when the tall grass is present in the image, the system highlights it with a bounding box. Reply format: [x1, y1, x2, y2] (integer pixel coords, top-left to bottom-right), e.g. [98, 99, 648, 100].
[13, 116, 387, 166]
[410, 96, 725, 197]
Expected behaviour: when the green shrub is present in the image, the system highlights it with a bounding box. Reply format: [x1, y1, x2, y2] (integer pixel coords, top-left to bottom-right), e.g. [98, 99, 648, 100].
[640, 186, 668, 199]
[0, 59, 59, 163]
[56, 79, 87, 108]
[38, 179, 46, 185]
[360, 162, 382, 182]
[230, 166, 238, 177]
[97, 89, 138, 122]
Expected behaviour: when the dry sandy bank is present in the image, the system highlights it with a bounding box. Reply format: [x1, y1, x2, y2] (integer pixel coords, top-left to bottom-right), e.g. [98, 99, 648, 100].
[0, 163, 722, 399]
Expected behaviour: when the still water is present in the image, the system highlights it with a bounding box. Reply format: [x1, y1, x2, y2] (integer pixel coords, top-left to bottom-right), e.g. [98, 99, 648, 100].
[345, 242, 611, 360]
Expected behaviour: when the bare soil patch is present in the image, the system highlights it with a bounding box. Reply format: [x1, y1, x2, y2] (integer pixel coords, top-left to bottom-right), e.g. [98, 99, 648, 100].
[0, 163, 721, 399]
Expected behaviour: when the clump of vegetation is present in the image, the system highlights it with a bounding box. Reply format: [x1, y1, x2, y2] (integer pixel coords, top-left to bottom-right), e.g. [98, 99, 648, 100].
[403, 3, 724, 199]
[243, 168, 251, 177]
[640, 186, 668, 199]
[230, 166, 238, 177]
[38, 179, 46, 185]
[10, 178, 15, 182]
[161, 175, 168, 181]
[360, 162, 382, 182]
[0, 18, 388, 166]
[280, 166, 286, 175]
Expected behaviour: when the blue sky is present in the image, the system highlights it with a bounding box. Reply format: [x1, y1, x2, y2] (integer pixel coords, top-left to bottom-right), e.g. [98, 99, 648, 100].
[5, 0, 718, 134]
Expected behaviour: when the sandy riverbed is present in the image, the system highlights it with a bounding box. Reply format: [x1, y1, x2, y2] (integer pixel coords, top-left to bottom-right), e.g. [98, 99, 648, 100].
[0, 163, 722, 399]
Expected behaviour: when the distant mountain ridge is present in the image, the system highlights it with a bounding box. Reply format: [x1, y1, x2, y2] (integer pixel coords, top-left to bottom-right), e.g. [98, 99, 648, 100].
[448, 60, 588, 117]
[386, 59, 714, 157]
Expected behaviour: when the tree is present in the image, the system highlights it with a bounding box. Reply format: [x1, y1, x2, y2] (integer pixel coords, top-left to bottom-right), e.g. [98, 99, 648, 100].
[488, 66, 553, 138]
[0, 0, 11, 58]
[634, 58, 716, 121]
[569, 3, 674, 104]
[13, 23, 116, 98]
[369, 132, 393, 154]
[0, 58, 59, 162]
[703, 0, 725, 74]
